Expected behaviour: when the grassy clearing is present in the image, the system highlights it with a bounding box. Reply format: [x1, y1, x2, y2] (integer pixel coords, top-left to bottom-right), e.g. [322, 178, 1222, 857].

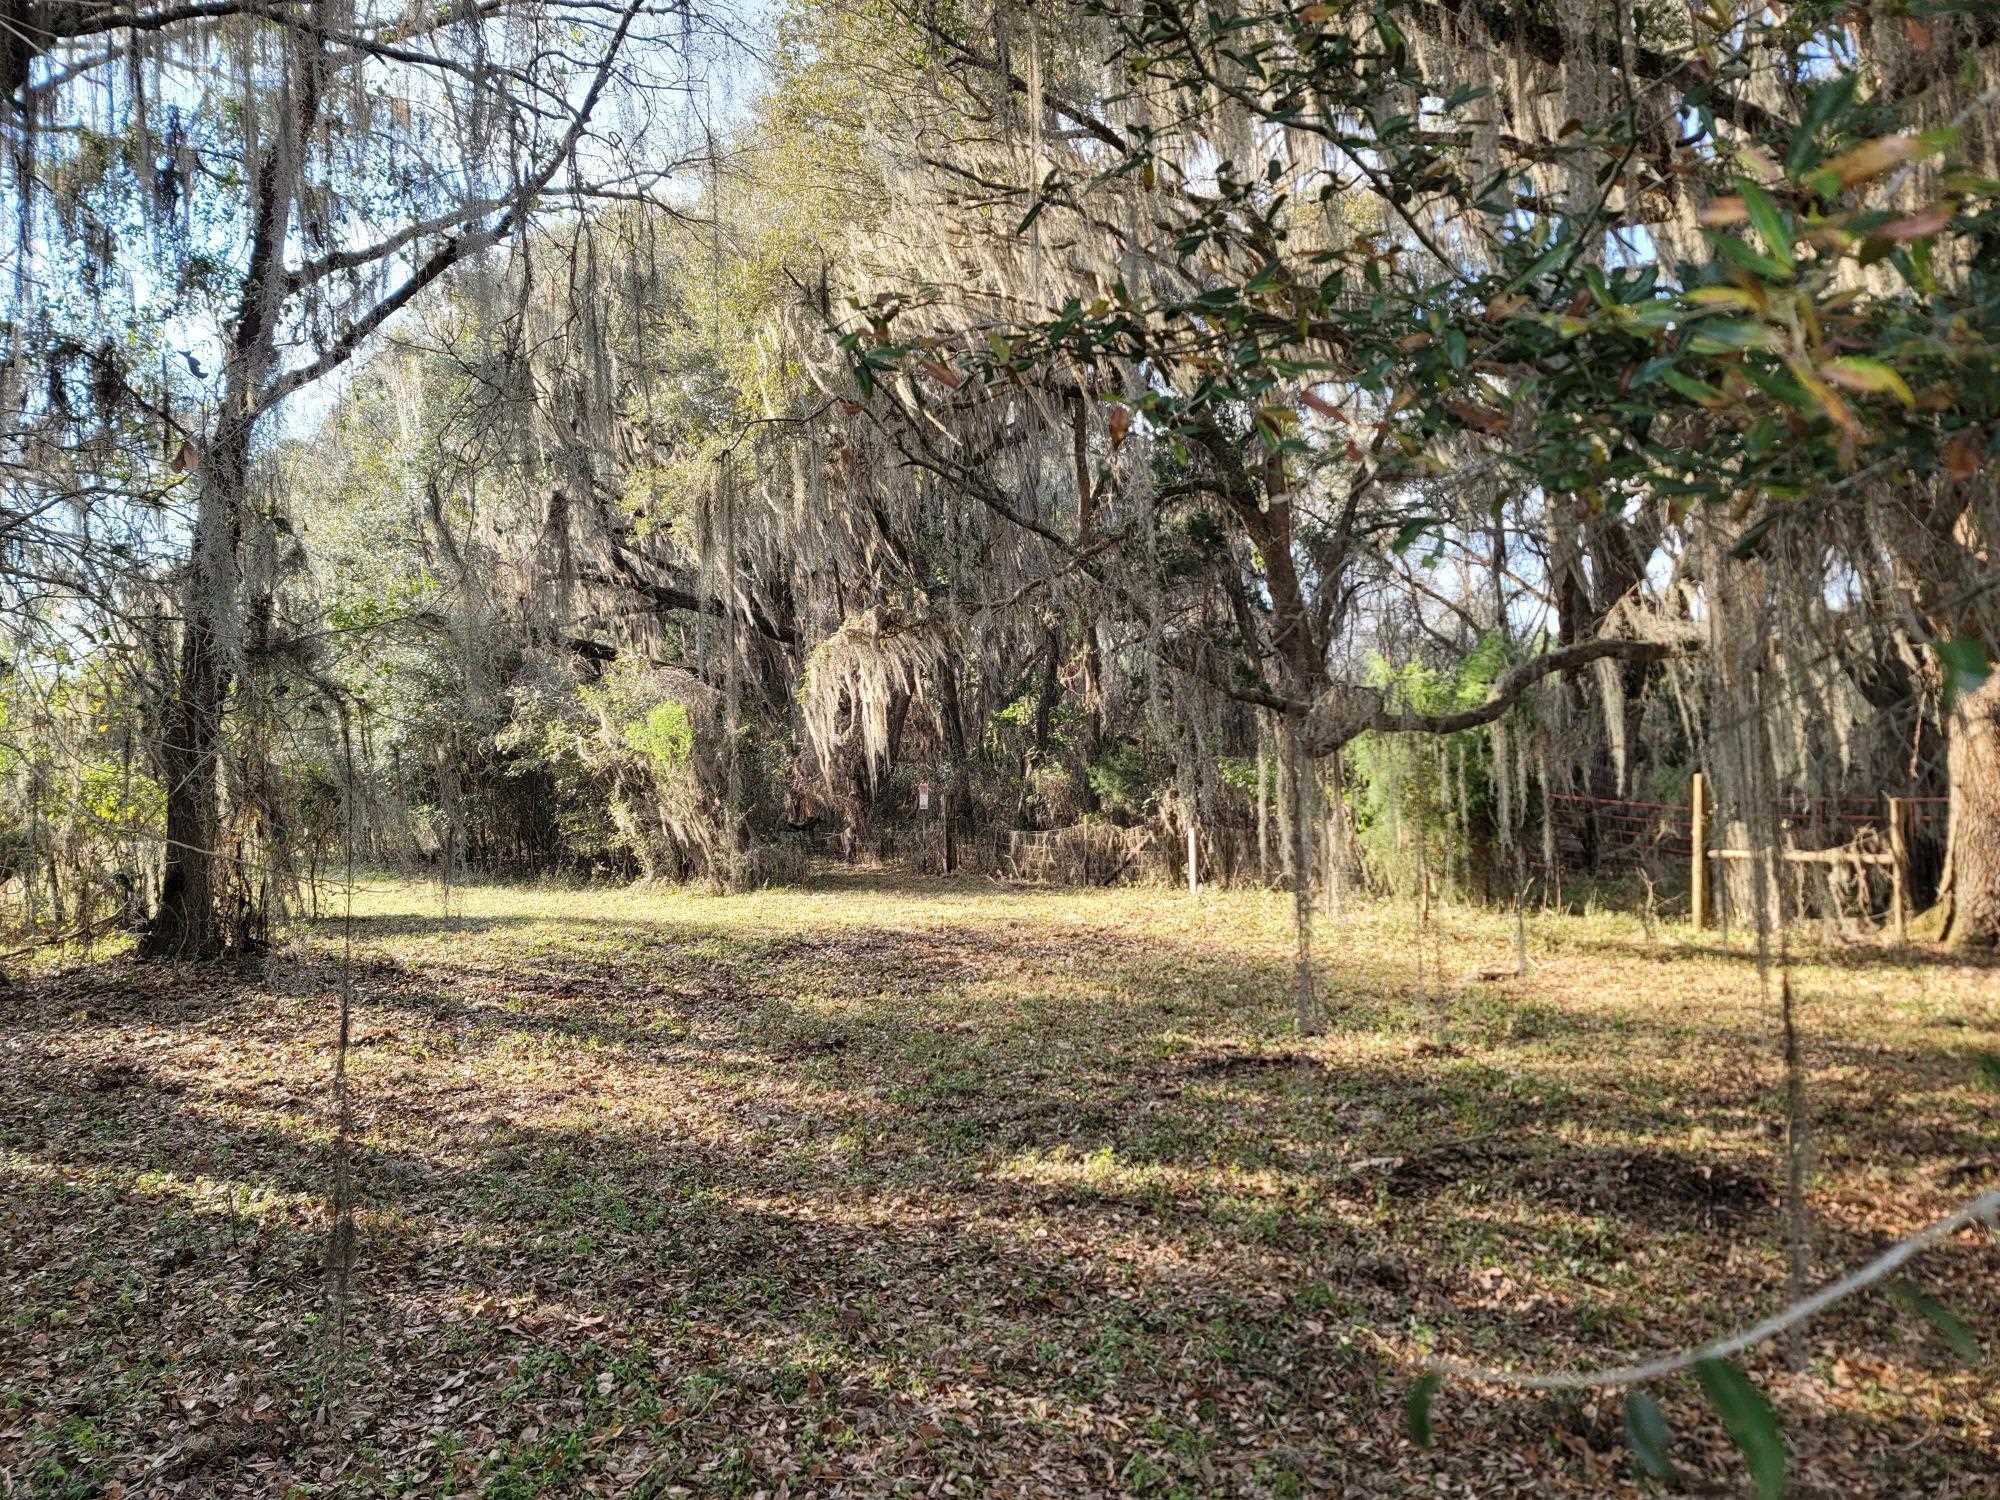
[2, 871, 1995, 1497]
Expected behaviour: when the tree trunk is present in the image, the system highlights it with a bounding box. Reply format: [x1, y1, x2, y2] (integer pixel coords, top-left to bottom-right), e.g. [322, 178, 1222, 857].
[1256, 726, 1269, 883]
[143, 429, 247, 959]
[146, 591, 226, 957]
[1932, 668, 2000, 949]
[1022, 625, 1063, 828]
[139, 29, 310, 956]
[1029, 625, 1062, 765]
[937, 670, 976, 837]
[1071, 397, 1107, 796]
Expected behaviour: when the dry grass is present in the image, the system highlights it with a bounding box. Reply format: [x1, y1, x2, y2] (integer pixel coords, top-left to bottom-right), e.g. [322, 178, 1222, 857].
[2, 870, 1996, 1497]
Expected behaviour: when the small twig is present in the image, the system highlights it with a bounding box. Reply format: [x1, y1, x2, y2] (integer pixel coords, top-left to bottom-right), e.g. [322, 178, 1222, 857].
[1426, 1189, 2000, 1390]
[1329, 1130, 1515, 1184]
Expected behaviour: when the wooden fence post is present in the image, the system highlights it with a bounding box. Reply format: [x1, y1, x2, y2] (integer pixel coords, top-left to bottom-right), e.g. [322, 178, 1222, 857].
[1887, 795, 1907, 942]
[1691, 771, 1710, 931]
[1187, 822, 1198, 897]
[943, 789, 957, 874]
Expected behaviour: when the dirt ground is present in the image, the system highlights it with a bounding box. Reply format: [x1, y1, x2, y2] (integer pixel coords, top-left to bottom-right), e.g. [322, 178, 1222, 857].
[3, 872, 1996, 1496]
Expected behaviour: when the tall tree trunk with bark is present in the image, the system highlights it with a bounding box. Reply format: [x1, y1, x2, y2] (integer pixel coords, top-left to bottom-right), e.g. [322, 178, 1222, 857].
[143, 418, 251, 958]
[139, 19, 327, 957]
[1935, 669, 2000, 948]
[1892, 486, 1999, 949]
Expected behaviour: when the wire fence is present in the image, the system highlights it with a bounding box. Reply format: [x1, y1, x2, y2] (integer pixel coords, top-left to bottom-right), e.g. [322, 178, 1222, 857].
[1521, 779, 1953, 932]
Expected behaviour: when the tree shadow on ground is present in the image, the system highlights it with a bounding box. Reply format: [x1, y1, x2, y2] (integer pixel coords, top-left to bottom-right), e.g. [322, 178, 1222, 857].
[6, 877, 1998, 1496]
[8, 1067, 1993, 1498]
[1555, 927, 2000, 976]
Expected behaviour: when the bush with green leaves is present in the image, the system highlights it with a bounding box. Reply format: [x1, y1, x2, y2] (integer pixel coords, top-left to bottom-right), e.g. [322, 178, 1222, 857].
[1344, 638, 1505, 897]
[1085, 741, 1163, 819]
[622, 701, 696, 771]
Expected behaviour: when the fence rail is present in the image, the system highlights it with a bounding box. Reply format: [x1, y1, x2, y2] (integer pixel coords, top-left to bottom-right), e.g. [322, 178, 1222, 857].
[1690, 774, 1940, 939]
[1534, 778, 1945, 935]
[792, 777, 1948, 925]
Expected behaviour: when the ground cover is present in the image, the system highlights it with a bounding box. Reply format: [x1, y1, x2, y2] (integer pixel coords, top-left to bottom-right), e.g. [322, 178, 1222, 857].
[3, 872, 1995, 1496]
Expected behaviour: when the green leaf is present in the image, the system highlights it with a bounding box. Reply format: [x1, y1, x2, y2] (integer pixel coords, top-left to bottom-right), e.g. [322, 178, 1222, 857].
[1915, 125, 1962, 159]
[1687, 319, 1779, 355]
[1624, 1391, 1679, 1481]
[1821, 356, 1915, 408]
[1661, 369, 1727, 408]
[1683, 285, 1766, 313]
[1625, 298, 1682, 329]
[1405, 1373, 1440, 1448]
[1786, 75, 1858, 176]
[1730, 510, 1786, 560]
[1695, 1358, 1786, 1500]
[1938, 636, 1993, 708]
[1503, 235, 1574, 294]
[1392, 515, 1446, 555]
[1735, 178, 1796, 273]
[1888, 1282, 1984, 1363]
[1711, 233, 1795, 283]
[1904, 237, 1939, 296]
[1738, 361, 1813, 411]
